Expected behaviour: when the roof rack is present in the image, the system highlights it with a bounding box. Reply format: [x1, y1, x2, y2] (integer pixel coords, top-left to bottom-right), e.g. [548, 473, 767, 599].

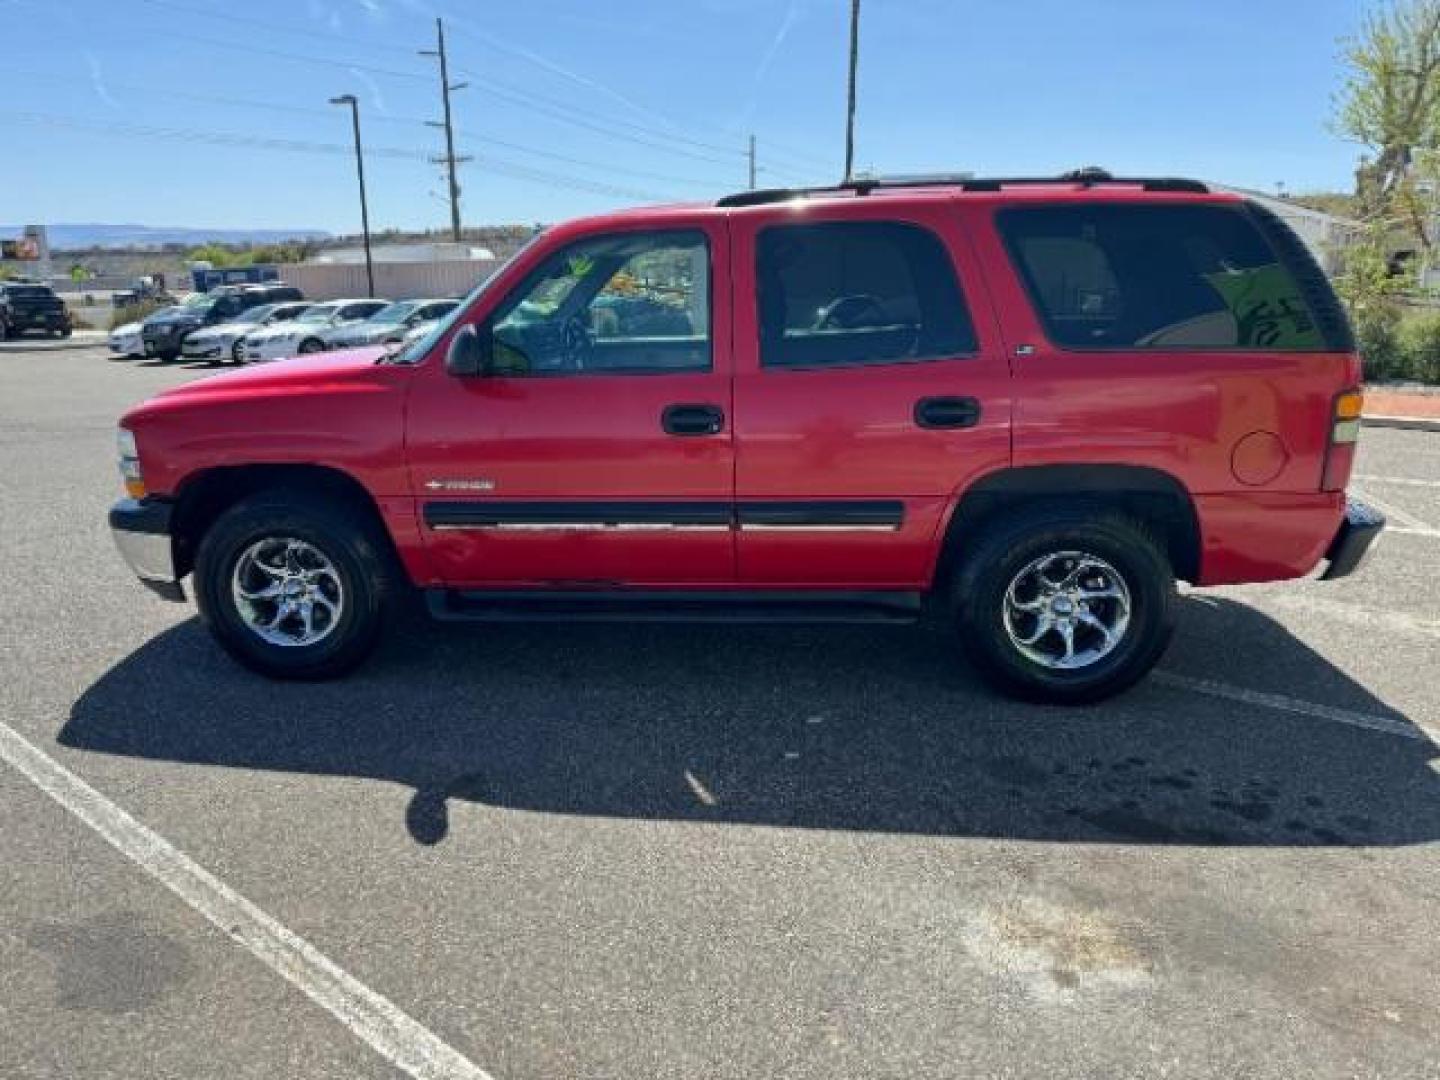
[715, 168, 1209, 208]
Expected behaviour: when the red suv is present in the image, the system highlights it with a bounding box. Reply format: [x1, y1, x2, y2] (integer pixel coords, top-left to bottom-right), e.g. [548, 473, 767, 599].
[109, 171, 1384, 703]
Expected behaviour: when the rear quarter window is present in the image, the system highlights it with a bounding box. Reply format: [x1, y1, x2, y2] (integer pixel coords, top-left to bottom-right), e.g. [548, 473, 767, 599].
[997, 203, 1335, 352]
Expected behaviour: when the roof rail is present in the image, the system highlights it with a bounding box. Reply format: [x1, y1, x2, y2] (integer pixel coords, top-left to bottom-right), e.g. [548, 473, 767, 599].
[715, 169, 1209, 208]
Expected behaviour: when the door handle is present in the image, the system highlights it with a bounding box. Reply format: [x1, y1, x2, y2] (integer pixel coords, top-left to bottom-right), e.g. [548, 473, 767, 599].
[914, 396, 981, 430]
[662, 403, 725, 436]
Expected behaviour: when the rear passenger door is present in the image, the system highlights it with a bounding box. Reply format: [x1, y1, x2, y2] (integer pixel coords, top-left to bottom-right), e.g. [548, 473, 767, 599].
[730, 201, 1012, 587]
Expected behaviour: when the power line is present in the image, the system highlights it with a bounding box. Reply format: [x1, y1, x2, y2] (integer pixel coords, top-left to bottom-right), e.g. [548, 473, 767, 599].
[94, 18, 748, 171]
[6, 64, 725, 191]
[124, 0, 837, 173]
[0, 109, 429, 159]
[1, 109, 675, 203]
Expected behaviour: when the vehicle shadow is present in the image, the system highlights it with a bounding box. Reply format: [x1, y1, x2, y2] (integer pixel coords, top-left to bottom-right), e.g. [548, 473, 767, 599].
[61, 596, 1440, 848]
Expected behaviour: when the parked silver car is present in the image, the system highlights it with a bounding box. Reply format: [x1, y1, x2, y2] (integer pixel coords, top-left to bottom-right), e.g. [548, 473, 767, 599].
[237, 299, 388, 362]
[180, 301, 313, 364]
[318, 298, 460, 350]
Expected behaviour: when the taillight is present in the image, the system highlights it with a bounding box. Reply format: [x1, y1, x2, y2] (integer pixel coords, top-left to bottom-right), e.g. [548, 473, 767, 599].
[1321, 388, 1363, 492]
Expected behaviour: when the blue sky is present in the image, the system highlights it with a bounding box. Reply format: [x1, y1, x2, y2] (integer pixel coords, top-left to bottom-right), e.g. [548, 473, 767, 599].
[2, 0, 1366, 235]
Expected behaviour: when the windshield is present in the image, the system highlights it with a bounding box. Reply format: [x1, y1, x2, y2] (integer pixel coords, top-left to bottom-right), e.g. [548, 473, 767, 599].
[232, 303, 278, 325]
[368, 301, 421, 324]
[389, 231, 547, 364]
[296, 304, 340, 324]
[181, 293, 211, 308]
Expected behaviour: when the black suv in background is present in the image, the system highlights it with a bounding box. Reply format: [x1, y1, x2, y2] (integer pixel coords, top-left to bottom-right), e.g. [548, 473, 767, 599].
[141, 283, 303, 361]
[0, 281, 72, 339]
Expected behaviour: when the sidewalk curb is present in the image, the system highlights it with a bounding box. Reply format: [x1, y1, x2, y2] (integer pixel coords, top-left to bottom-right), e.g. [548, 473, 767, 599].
[1363, 414, 1440, 433]
[0, 334, 108, 353]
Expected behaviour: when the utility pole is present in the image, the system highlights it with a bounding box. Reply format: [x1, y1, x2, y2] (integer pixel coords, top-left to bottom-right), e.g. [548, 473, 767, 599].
[420, 17, 470, 242]
[329, 94, 374, 298]
[843, 0, 860, 182]
[747, 134, 757, 190]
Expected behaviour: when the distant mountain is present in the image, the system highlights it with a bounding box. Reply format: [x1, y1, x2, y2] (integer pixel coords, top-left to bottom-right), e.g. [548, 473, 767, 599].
[2, 222, 331, 250]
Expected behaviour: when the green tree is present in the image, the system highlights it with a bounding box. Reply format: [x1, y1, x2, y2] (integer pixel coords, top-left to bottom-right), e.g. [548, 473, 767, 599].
[186, 243, 243, 267]
[1333, 213, 1415, 378]
[1336, 0, 1440, 246]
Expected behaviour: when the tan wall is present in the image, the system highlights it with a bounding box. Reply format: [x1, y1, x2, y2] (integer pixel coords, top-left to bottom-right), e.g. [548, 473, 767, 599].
[284, 259, 501, 302]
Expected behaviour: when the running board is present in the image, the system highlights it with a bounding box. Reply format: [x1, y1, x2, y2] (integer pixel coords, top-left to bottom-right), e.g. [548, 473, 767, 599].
[425, 588, 923, 625]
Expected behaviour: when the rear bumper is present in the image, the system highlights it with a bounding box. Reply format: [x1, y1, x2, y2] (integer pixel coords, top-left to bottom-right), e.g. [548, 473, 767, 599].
[1319, 497, 1386, 581]
[109, 498, 185, 601]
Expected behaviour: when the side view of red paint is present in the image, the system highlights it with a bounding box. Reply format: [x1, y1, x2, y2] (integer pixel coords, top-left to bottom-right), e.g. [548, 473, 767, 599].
[110, 171, 1384, 703]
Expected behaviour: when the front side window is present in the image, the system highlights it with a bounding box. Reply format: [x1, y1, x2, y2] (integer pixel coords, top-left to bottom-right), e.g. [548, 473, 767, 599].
[489, 230, 710, 375]
[998, 204, 1325, 350]
[297, 304, 340, 324]
[756, 221, 976, 369]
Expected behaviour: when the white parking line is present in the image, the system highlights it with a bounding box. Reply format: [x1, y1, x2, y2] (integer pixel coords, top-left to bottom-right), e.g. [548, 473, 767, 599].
[0, 720, 494, 1080]
[1153, 672, 1428, 742]
[1354, 474, 1440, 490]
[1388, 525, 1440, 539]
[1353, 489, 1434, 532]
[1255, 594, 1440, 640]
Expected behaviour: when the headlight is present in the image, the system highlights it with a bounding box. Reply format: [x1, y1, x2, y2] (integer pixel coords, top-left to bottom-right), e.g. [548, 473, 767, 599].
[117, 428, 145, 498]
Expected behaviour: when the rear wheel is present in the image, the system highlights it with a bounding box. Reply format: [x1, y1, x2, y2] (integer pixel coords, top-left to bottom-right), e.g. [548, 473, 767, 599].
[298, 338, 324, 354]
[951, 506, 1176, 704]
[194, 493, 391, 679]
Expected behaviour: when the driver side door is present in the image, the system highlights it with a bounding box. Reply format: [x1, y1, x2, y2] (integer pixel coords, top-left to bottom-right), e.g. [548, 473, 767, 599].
[406, 219, 735, 587]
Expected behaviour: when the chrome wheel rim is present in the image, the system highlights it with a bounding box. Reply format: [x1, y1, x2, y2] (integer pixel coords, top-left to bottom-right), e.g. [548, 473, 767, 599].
[1002, 550, 1131, 671]
[231, 537, 344, 648]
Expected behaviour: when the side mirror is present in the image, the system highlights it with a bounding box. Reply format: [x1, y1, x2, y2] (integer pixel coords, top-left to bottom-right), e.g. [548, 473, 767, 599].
[445, 324, 488, 377]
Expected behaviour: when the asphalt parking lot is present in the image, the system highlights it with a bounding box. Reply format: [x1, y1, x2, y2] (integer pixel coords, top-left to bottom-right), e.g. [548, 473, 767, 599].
[2, 345, 1438, 1079]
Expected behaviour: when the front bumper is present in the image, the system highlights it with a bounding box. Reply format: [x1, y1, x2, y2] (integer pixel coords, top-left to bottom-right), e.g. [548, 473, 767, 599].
[1319, 497, 1386, 581]
[239, 338, 297, 362]
[109, 498, 185, 601]
[17, 312, 68, 330]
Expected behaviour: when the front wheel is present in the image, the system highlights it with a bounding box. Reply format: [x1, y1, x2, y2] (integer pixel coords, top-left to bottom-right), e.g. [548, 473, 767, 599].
[951, 507, 1176, 704]
[194, 494, 392, 679]
[298, 338, 325, 354]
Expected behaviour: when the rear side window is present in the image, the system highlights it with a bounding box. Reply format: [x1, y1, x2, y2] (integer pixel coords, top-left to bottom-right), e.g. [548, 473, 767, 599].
[998, 204, 1328, 351]
[756, 221, 976, 369]
[340, 302, 385, 320]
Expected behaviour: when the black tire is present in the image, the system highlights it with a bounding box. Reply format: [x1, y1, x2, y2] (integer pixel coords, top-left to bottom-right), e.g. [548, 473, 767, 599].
[951, 505, 1176, 705]
[194, 493, 392, 679]
[59, 326, 72, 338]
[230, 340, 244, 364]
[0, 318, 10, 340]
[298, 338, 324, 354]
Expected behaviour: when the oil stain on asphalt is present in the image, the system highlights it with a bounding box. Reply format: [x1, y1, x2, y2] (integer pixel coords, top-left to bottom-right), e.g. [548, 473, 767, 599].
[25, 910, 195, 1014]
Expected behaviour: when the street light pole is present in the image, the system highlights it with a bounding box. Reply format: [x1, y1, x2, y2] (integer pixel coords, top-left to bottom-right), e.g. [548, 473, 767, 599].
[329, 94, 375, 298]
[843, 0, 860, 182]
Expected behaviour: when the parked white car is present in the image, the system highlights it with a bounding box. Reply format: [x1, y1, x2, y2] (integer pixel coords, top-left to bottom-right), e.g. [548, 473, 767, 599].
[181, 301, 312, 364]
[108, 320, 146, 358]
[110, 304, 181, 358]
[238, 299, 388, 363]
[319, 298, 460, 349]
